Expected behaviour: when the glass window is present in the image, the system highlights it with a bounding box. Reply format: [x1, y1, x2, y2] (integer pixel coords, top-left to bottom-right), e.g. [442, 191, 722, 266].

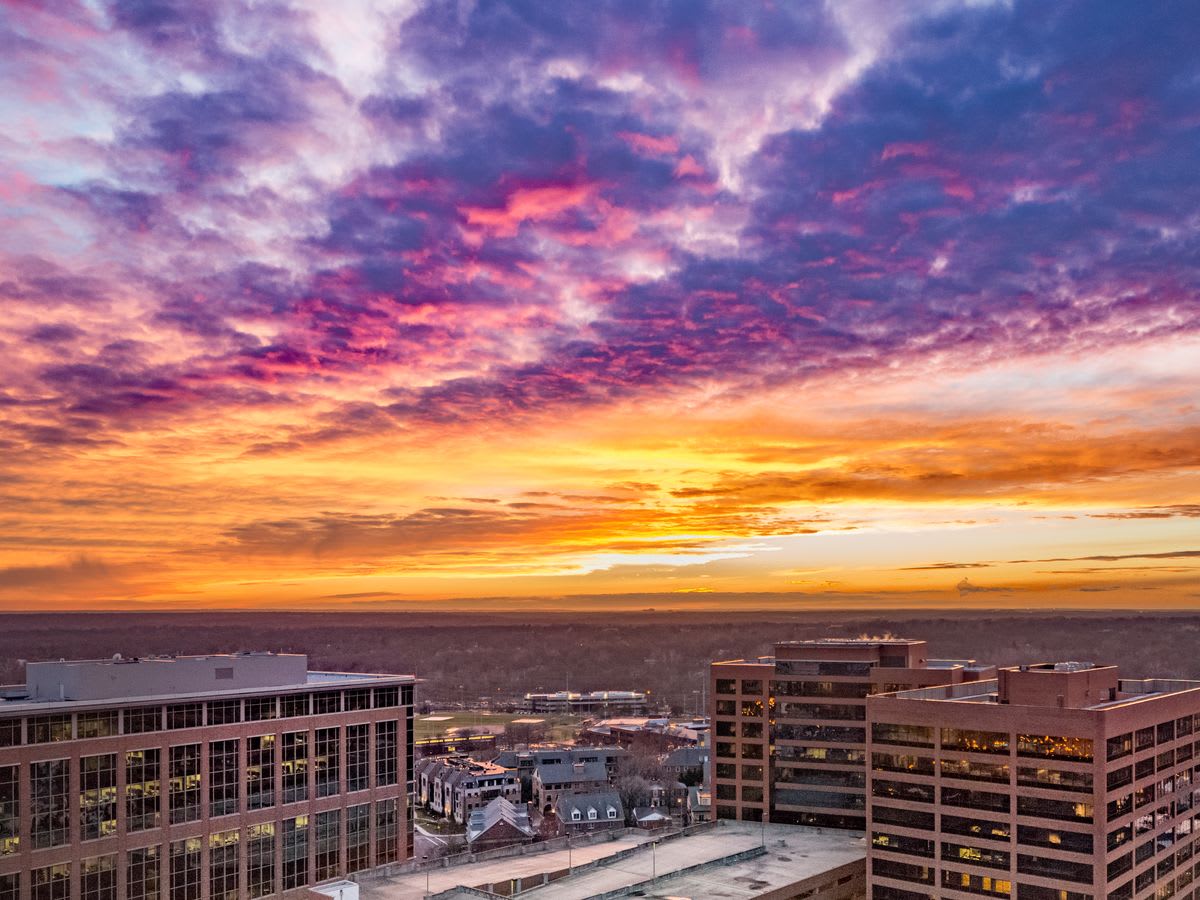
[31, 864, 70, 900]
[1017, 853, 1093, 884]
[1017, 766, 1092, 793]
[0, 875, 15, 900]
[715, 678, 736, 695]
[942, 814, 1010, 842]
[283, 816, 309, 889]
[78, 711, 118, 739]
[1108, 732, 1133, 761]
[248, 735, 275, 809]
[166, 704, 201, 730]
[715, 699, 736, 716]
[1177, 715, 1194, 737]
[376, 798, 399, 865]
[207, 700, 241, 725]
[127, 846, 159, 900]
[124, 707, 162, 734]
[209, 739, 239, 817]
[1158, 721, 1176, 744]
[313, 691, 342, 714]
[79, 754, 117, 841]
[1017, 825, 1093, 854]
[1135, 726, 1154, 750]
[168, 745, 201, 824]
[940, 870, 1011, 897]
[125, 749, 160, 832]
[245, 697, 278, 722]
[281, 694, 310, 718]
[871, 832, 934, 858]
[0, 719, 19, 747]
[282, 731, 309, 804]
[31, 759, 70, 848]
[209, 829, 239, 900]
[347, 803, 370, 872]
[1016, 795, 1093, 822]
[941, 759, 1009, 783]
[740, 679, 763, 694]
[776, 659, 871, 676]
[740, 699, 764, 717]
[376, 720, 399, 787]
[248, 823, 276, 898]
[0, 765, 19, 857]
[942, 842, 1010, 870]
[873, 805, 935, 831]
[872, 722, 933, 747]
[1016, 734, 1093, 761]
[873, 779, 935, 803]
[941, 786, 1010, 813]
[347, 724, 370, 792]
[374, 686, 400, 708]
[316, 809, 340, 880]
[872, 752, 935, 776]
[169, 838, 201, 900]
[742, 721, 763, 738]
[942, 728, 1009, 755]
[346, 689, 371, 711]
[27, 715, 71, 744]
[777, 701, 864, 720]
[81, 854, 116, 900]
[316, 727, 340, 798]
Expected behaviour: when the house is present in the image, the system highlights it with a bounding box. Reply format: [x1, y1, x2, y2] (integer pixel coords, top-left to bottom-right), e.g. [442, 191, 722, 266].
[663, 745, 709, 785]
[555, 792, 624, 833]
[466, 798, 536, 851]
[532, 759, 610, 813]
[633, 806, 672, 830]
[492, 746, 627, 802]
[686, 785, 711, 824]
[415, 755, 522, 824]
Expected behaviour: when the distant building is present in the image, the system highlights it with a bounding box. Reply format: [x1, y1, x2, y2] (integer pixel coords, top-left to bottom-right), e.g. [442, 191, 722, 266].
[581, 717, 705, 753]
[465, 798, 535, 851]
[522, 691, 654, 716]
[632, 806, 672, 830]
[0, 652, 415, 900]
[663, 745, 709, 784]
[685, 785, 711, 824]
[414, 756, 520, 824]
[867, 661, 1200, 900]
[554, 792, 624, 833]
[491, 747, 627, 802]
[710, 637, 994, 829]
[533, 759, 609, 813]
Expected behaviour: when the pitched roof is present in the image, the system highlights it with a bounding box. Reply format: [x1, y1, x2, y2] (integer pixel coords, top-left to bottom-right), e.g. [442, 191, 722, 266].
[555, 791, 623, 822]
[466, 797, 534, 844]
[534, 759, 607, 785]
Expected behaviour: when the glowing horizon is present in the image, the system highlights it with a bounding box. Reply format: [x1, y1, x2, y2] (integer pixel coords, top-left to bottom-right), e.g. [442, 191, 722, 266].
[1, 1, 1197, 611]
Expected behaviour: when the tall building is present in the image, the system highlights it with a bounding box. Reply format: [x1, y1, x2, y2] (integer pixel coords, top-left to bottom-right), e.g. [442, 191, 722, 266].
[710, 637, 994, 829]
[867, 662, 1200, 900]
[0, 652, 415, 900]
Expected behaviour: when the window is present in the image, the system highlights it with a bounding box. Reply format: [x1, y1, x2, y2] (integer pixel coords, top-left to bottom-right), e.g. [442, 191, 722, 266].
[0, 766, 16, 857]
[375, 800, 398, 863]
[79, 754, 117, 841]
[347, 803, 370, 872]
[940, 871, 1011, 897]
[376, 720, 399, 786]
[166, 704, 201, 730]
[1016, 795, 1093, 822]
[942, 814, 1010, 842]
[313, 691, 342, 714]
[742, 721, 763, 738]
[872, 722, 933, 747]
[1017, 854, 1093, 884]
[0, 875, 14, 900]
[284, 816, 309, 888]
[248, 823, 276, 898]
[588, 808, 597, 820]
[941, 787, 1009, 813]
[942, 842, 1010, 870]
[81, 855, 116, 900]
[316, 727, 340, 797]
[346, 689, 371, 711]
[715, 700, 736, 716]
[1017, 766, 1092, 793]
[874, 858, 934, 885]
[571, 809, 581, 821]
[715, 678, 736, 695]
[941, 759, 1009, 783]
[1016, 734, 1093, 761]
[741, 679, 763, 694]
[209, 739, 239, 817]
[31, 864, 70, 900]
[1108, 732, 1133, 761]
[169, 838, 201, 900]
[124, 707, 161, 734]
[127, 846, 159, 900]
[374, 686, 400, 708]
[777, 701, 865, 720]
[1158, 721, 1176, 744]
[873, 805, 935, 831]
[1017, 825, 1093, 854]
[872, 832, 934, 858]
[78, 711, 118, 739]
[248, 735, 275, 809]
[209, 829, 239, 900]
[245, 696, 278, 722]
[776, 659, 871, 676]
[31, 759, 70, 848]
[774, 724, 864, 743]
[942, 728, 1009, 755]
[28, 715, 71, 744]
[168, 745, 201, 824]
[1136, 726, 1155, 750]
[126, 749, 160, 831]
[873, 779, 934, 803]
[775, 680, 871, 699]
[207, 700, 241, 725]
[281, 731, 308, 804]
[316, 810, 340, 880]
[281, 694, 310, 718]
[347, 723, 370, 792]
[0, 719, 18, 747]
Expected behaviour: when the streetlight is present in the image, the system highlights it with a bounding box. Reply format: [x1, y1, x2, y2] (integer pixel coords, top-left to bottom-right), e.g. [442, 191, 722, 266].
[421, 854, 430, 897]
[651, 840, 657, 879]
[567, 831, 572, 871]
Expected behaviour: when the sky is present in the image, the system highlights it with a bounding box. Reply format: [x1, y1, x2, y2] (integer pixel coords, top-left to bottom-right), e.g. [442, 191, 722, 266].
[0, 0, 1197, 611]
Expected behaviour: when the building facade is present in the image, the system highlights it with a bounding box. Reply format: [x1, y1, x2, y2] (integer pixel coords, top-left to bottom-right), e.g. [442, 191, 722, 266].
[521, 691, 652, 716]
[710, 638, 994, 829]
[413, 756, 520, 824]
[867, 661, 1200, 900]
[0, 653, 415, 900]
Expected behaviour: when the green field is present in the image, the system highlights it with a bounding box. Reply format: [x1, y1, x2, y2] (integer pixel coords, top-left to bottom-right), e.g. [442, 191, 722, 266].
[415, 709, 583, 743]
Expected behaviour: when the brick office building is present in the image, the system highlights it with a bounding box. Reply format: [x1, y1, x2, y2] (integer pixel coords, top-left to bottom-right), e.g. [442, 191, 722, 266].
[710, 638, 993, 829]
[867, 661, 1200, 900]
[0, 652, 414, 900]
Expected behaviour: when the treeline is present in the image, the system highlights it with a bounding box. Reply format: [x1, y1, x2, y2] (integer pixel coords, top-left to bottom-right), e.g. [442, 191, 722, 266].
[1, 610, 1198, 713]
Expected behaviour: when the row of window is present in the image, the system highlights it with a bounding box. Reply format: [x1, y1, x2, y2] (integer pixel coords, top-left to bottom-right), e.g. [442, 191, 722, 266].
[870, 780, 1092, 821]
[869, 752, 1094, 791]
[871, 882, 1091, 900]
[1108, 717, 1198, 762]
[0, 722, 400, 852]
[714, 679, 764, 695]
[872, 833, 1092, 882]
[0, 686, 412, 746]
[871, 724, 1094, 761]
[0, 799, 400, 900]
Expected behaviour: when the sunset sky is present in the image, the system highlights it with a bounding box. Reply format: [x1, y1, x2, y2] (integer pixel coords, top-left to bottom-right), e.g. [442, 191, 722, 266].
[1, 0, 1197, 611]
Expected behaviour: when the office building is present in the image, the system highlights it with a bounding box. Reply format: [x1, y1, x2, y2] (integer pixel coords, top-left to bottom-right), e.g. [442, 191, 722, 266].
[710, 637, 994, 828]
[867, 661, 1200, 900]
[0, 652, 414, 900]
[520, 691, 653, 716]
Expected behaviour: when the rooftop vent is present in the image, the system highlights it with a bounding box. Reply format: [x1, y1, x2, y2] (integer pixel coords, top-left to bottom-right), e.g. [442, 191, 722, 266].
[1052, 661, 1094, 672]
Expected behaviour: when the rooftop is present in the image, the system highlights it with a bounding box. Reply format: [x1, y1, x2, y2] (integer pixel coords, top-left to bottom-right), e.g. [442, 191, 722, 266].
[0, 652, 412, 713]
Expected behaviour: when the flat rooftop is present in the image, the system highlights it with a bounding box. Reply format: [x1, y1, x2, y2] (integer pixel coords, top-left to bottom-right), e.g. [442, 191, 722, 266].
[0, 652, 413, 713]
[775, 637, 922, 647]
[359, 822, 863, 900]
